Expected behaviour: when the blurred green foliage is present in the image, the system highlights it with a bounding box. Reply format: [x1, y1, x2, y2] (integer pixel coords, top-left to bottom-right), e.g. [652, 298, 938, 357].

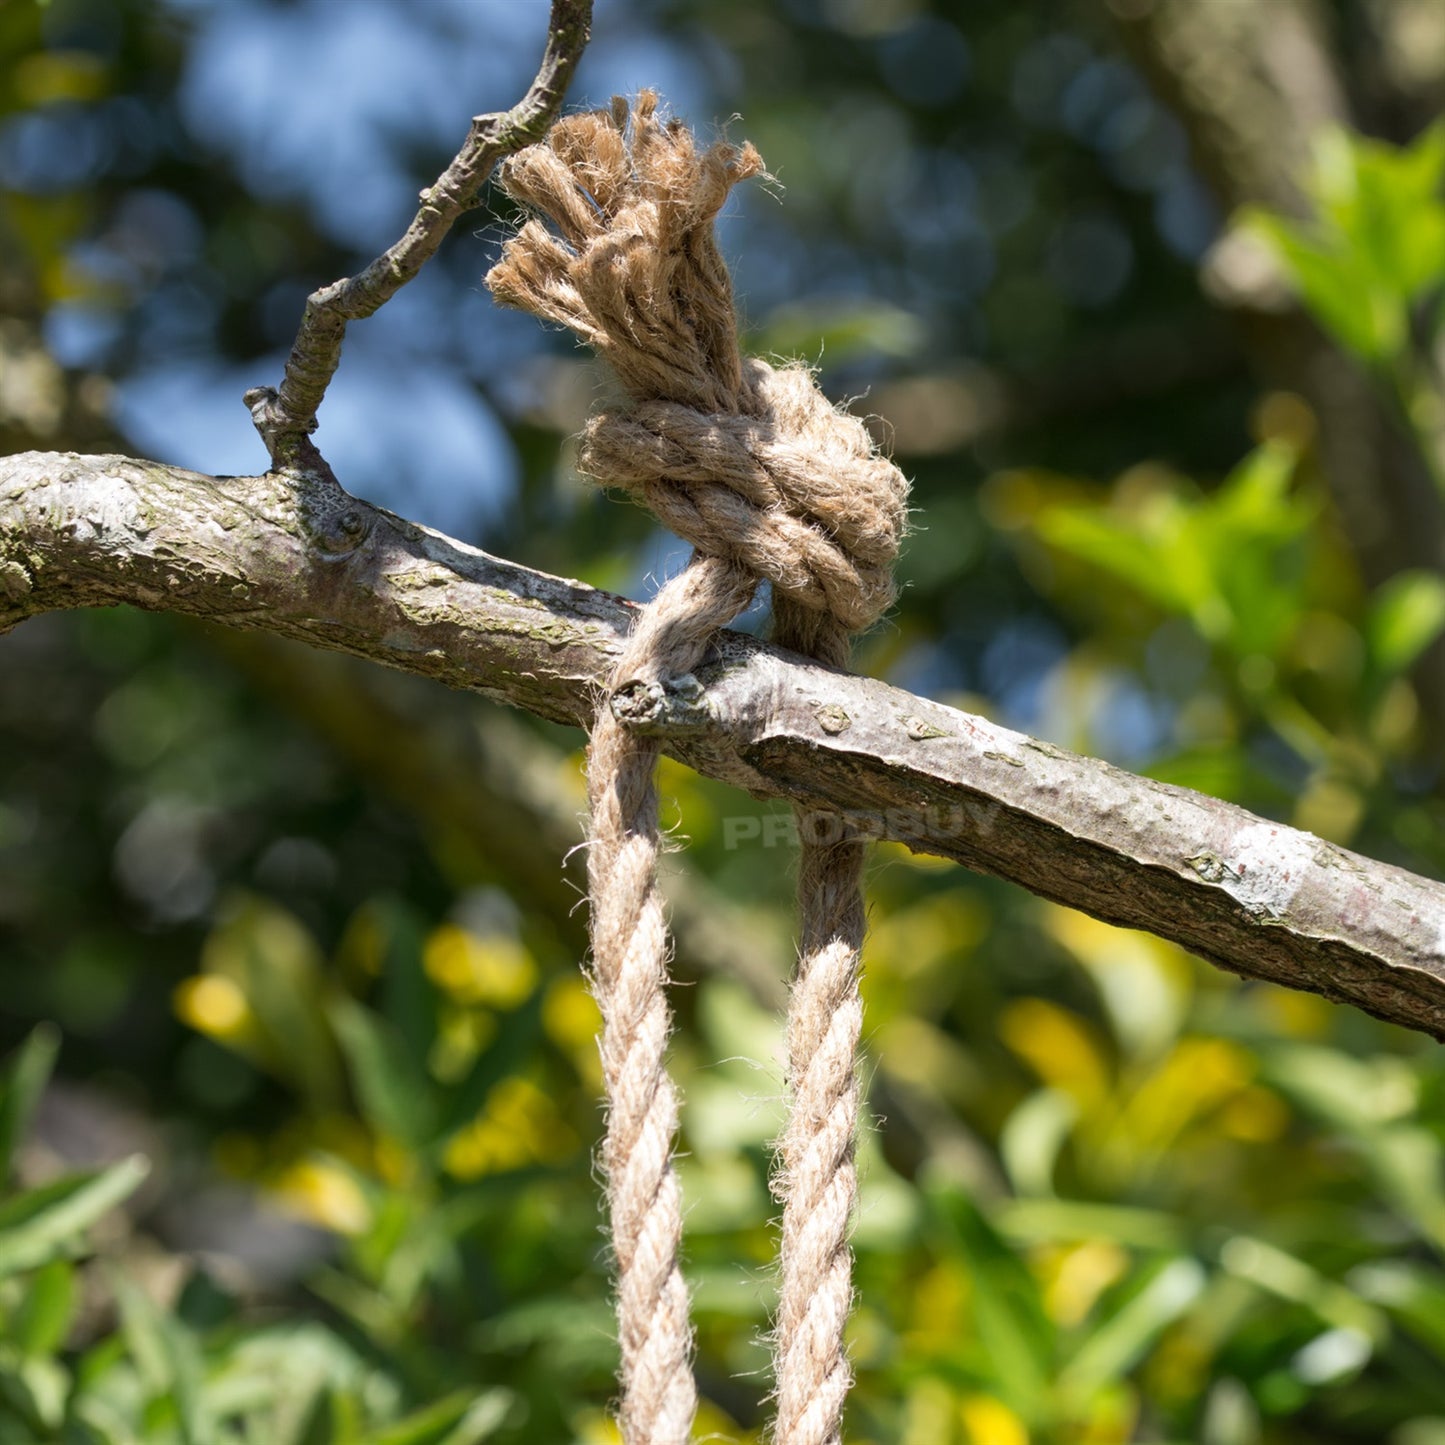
[1246, 123, 1445, 385]
[4, 3, 1445, 1444]
[1243, 121, 1445, 518]
[0, 1029, 521, 1444]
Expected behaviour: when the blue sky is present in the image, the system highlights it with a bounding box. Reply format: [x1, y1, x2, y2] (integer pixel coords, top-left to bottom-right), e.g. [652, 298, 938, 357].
[114, 0, 716, 537]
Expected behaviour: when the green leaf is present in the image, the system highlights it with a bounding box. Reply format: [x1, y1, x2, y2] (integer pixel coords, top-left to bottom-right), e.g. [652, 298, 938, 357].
[12, 1258, 75, 1356]
[274, 1378, 364, 1445]
[368, 1389, 513, 1445]
[1264, 1045, 1407, 1132]
[1200, 1376, 1263, 1445]
[927, 1186, 1054, 1418]
[471, 1295, 620, 1378]
[111, 1272, 210, 1445]
[329, 998, 437, 1151]
[1244, 124, 1445, 368]
[996, 1199, 1187, 1253]
[305, 1267, 406, 1349]
[0, 1347, 68, 1434]
[1058, 1256, 1205, 1399]
[66, 1391, 144, 1445]
[1245, 211, 1399, 363]
[1350, 1259, 1445, 1356]
[71, 1329, 127, 1395]
[1266, 1048, 1445, 1240]
[1216, 1234, 1385, 1341]
[438, 994, 545, 1141]
[288, 1384, 335, 1445]
[1362, 1124, 1445, 1247]
[1033, 440, 1313, 662]
[372, 900, 437, 1071]
[200, 1322, 375, 1423]
[200, 895, 344, 1108]
[1395, 1421, 1445, 1445]
[439, 1391, 514, 1445]
[1037, 502, 1204, 619]
[1212, 439, 1298, 519]
[0, 1025, 59, 1186]
[0, 1157, 148, 1280]
[998, 1089, 1077, 1198]
[1314, 123, 1445, 303]
[1197, 442, 1313, 659]
[1367, 570, 1445, 676]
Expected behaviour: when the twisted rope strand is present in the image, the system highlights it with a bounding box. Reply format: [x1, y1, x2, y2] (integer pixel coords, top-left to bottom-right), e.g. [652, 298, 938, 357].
[770, 601, 865, 1445]
[487, 92, 907, 1445]
[586, 719, 692, 1443]
[589, 559, 755, 1445]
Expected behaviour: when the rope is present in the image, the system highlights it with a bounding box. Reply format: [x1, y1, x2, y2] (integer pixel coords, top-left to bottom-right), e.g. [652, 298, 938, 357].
[487, 92, 909, 1445]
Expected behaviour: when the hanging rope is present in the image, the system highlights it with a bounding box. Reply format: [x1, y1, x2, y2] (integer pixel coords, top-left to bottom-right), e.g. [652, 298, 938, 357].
[487, 92, 909, 1445]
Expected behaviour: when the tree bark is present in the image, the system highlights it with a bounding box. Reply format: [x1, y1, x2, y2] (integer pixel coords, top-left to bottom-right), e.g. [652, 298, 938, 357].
[4, 450, 1445, 1036]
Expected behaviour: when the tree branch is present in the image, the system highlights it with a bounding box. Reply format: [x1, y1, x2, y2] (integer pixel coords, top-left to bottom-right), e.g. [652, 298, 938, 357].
[245, 0, 593, 467]
[4, 450, 1445, 1037]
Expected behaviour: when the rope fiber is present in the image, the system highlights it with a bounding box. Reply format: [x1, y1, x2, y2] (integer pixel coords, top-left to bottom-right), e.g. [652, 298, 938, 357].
[487, 91, 909, 1445]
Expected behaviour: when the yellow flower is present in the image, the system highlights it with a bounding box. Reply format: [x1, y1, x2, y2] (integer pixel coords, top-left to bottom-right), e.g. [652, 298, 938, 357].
[1119, 1037, 1252, 1151]
[443, 1076, 577, 1181]
[173, 974, 252, 1040]
[1000, 998, 1110, 1106]
[1039, 1239, 1128, 1327]
[272, 1159, 371, 1235]
[424, 925, 537, 1008]
[543, 975, 603, 1086]
[960, 1396, 1029, 1445]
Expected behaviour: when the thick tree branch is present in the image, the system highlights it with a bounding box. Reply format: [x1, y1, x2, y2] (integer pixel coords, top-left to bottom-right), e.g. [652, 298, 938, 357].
[246, 0, 592, 467]
[4, 451, 1445, 1037]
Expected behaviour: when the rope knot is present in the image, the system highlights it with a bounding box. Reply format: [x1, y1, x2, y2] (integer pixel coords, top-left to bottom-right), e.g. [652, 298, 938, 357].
[582, 359, 907, 633]
[489, 93, 894, 1445]
[487, 91, 909, 641]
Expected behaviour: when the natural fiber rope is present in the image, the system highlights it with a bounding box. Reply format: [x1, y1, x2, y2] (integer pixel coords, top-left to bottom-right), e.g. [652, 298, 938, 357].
[487, 92, 908, 1445]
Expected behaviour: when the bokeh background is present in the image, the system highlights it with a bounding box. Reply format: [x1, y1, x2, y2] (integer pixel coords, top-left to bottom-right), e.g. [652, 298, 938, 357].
[4, 0, 1445, 1441]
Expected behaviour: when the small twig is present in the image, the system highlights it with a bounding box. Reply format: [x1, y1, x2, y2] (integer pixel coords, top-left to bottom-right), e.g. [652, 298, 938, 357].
[244, 0, 593, 469]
